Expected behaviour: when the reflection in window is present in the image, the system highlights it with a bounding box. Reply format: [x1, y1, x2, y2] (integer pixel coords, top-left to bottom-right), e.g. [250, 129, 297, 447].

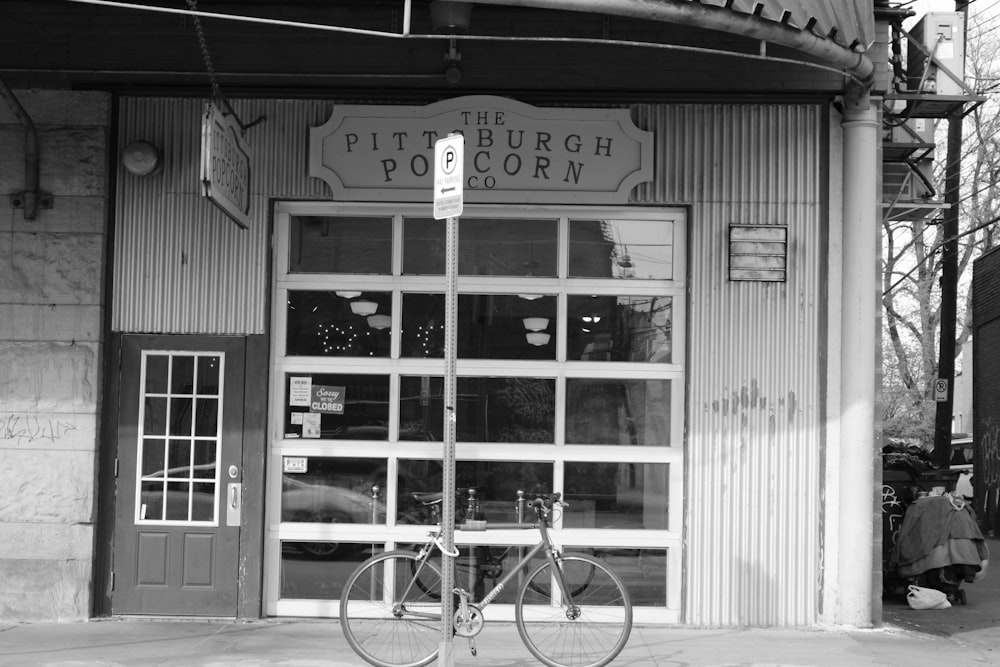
[567, 295, 672, 362]
[401, 294, 445, 358]
[397, 459, 554, 525]
[459, 294, 557, 359]
[289, 216, 392, 274]
[283, 374, 389, 440]
[591, 549, 667, 607]
[280, 542, 381, 599]
[403, 217, 557, 276]
[286, 291, 391, 357]
[458, 377, 555, 443]
[569, 219, 674, 280]
[399, 376, 443, 441]
[563, 462, 668, 529]
[281, 457, 386, 524]
[565, 378, 670, 446]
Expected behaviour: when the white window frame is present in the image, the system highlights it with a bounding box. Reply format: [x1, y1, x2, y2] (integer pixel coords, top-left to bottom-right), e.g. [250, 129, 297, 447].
[265, 202, 685, 624]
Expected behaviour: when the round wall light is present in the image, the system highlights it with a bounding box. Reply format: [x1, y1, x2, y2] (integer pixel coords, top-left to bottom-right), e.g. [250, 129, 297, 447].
[122, 141, 160, 176]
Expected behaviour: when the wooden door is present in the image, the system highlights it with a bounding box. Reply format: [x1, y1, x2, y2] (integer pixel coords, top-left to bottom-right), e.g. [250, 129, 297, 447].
[111, 335, 245, 615]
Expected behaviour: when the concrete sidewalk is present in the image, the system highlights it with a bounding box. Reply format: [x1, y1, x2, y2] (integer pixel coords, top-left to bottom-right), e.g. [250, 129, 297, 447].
[0, 618, 994, 667]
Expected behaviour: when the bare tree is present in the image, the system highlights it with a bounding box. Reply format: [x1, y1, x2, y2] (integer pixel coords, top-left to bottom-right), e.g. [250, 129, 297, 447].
[881, 7, 1000, 442]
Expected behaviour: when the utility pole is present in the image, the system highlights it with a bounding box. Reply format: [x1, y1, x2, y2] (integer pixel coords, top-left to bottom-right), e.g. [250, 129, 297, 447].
[932, 0, 969, 468]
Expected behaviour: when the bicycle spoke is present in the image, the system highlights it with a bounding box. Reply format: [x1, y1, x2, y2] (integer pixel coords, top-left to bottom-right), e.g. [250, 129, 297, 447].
[341, 551, 443, 667]
[516, 554, 632, 667]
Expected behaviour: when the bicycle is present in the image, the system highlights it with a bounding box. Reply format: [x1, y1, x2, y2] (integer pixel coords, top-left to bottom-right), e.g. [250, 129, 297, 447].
[340, 493, 633, 667]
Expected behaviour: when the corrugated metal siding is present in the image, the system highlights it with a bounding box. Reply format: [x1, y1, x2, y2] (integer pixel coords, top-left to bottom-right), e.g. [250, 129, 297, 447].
[114, 97, 333, 333]
[634, 104, 826, 626]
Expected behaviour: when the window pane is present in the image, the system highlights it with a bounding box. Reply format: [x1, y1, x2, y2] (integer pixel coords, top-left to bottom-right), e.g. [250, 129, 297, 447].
[196, 356, 220, 395]
[286, 291, 391, 357]
[140, 480, 164, 520]
[397, 459, 554, 524]
[191, 482, 216, 521]
[194, 398, 219, 436]
[283, 374, 390, 440]
[144, 354, 168, 393]
[281, 457, 386, 524]
[141, 438, 166, 477]
[403, 217, 557, 277]
[168, 439, 192, 477]
[457, 377, 555, 443]
[280, 542, 381, 599]
[567, 295, 672, 363]
[165, 481, 189, 520]
[457, 294, 557, 359]
[565, 378, 671, 446]
[400, 293, 445, 358]
[193, 440, 217, 478]
[169, 397, 193, 436]
[399, 375, 443, 441]
[144, 397, 166, 435]
[289, 215, 392, 274]
[569, 219, 674, 279]
[593, 549, 666, 607]
[564, 462, 668, 529]
[171, 356, 195, 394]
[402, 218, 445, 275]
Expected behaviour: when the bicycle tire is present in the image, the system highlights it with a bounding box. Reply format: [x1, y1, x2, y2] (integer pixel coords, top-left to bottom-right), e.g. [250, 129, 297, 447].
[340, 550, 443, 667]
[515, 552, 632, 667]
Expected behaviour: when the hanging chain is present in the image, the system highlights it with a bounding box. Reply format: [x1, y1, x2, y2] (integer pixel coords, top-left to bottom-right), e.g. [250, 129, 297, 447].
[186, 0, 223, 103]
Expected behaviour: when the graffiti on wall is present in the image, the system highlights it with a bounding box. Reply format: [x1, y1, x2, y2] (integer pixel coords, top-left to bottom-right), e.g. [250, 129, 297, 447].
[1, 414, 79, 446]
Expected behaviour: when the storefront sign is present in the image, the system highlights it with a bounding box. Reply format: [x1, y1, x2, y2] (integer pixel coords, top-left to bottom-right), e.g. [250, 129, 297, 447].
[310, 385, 346, 414]
[200, 103, 251, 229]
[309, 95, 653, 204]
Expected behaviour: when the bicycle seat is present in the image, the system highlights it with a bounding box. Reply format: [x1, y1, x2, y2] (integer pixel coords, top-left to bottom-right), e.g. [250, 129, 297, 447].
[413, 491, 444, 504]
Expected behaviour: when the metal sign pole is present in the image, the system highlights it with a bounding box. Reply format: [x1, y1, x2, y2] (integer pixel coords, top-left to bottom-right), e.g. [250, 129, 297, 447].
[438, 212, 458, 666]
[433, 133, 463, 667]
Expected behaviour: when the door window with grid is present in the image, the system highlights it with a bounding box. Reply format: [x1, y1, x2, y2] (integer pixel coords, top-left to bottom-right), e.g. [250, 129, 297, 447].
[136, 352, 223, 524]
[267, 203, 685, 623]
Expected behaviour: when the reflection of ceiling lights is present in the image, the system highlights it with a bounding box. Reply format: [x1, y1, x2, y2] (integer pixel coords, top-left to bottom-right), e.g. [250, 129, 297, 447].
[367, 314, 391, 330]
[522, 317, 549, 332]
[350, 300, 378, 316]
[581, 315, 602, 323]
[525, 332, 551, 346]
[335, 291, 362, 299]
[518, 293, 543, 301]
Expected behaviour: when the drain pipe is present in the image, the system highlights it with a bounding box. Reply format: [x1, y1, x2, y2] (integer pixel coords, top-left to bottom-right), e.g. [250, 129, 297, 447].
[0, 80, 47, 220]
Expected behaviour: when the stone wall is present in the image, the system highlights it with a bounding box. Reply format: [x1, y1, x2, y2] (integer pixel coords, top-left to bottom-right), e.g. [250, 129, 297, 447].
[0, 89, 109, 621]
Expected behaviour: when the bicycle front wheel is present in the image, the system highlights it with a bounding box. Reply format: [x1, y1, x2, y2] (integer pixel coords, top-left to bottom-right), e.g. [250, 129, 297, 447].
[340, 550, 443, 667]
[515, 553, 632, 667]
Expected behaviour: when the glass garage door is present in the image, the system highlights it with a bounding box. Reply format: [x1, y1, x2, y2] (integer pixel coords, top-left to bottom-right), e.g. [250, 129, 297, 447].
[265, 203, 685, 623]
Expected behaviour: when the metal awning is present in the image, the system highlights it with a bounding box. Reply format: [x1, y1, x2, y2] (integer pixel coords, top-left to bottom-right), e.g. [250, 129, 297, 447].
[476, 0, 876, 89]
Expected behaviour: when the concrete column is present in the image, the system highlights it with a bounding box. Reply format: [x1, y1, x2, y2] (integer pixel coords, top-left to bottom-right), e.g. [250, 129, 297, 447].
[837, 96, 879, 626]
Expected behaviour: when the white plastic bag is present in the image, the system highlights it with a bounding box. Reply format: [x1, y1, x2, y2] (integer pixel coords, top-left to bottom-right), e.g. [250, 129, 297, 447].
[906, 585, 952, 610]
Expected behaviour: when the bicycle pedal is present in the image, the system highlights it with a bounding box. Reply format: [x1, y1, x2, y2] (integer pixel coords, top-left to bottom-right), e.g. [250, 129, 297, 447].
[467, 638, 477, 656]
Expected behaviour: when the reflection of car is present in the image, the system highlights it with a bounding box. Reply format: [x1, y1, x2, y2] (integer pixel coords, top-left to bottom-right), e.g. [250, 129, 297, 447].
[951, 437, 974, 499]
[281, 475, 385, 524]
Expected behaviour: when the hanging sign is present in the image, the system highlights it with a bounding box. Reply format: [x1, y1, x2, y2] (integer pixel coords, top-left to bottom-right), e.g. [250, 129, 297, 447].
[200, 103, 251, 229]
[309, 95, 653, 204]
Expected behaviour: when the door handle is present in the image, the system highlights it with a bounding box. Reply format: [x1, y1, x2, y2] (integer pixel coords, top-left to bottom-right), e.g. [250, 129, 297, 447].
[226, 483, 242, 526]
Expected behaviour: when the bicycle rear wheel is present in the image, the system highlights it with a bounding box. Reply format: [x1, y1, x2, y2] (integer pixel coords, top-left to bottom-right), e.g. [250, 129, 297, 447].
[515, 553, 632, 667]
[340, 550, 443, 667]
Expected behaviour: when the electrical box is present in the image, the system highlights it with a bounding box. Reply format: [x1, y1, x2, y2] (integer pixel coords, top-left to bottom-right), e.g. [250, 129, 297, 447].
[908, 12, 966, 95]
[887, 117, 937, 145]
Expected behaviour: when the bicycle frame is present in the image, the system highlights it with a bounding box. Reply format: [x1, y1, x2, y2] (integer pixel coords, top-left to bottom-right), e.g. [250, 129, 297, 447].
[401, 512, 577, 620]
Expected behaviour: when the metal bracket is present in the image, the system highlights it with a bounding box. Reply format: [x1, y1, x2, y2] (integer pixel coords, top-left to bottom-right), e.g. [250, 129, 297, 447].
[9, 191, 54, 213]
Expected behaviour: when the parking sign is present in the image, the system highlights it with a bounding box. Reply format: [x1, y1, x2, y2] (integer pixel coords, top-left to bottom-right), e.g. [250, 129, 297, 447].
[434, 134, 464, 220]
